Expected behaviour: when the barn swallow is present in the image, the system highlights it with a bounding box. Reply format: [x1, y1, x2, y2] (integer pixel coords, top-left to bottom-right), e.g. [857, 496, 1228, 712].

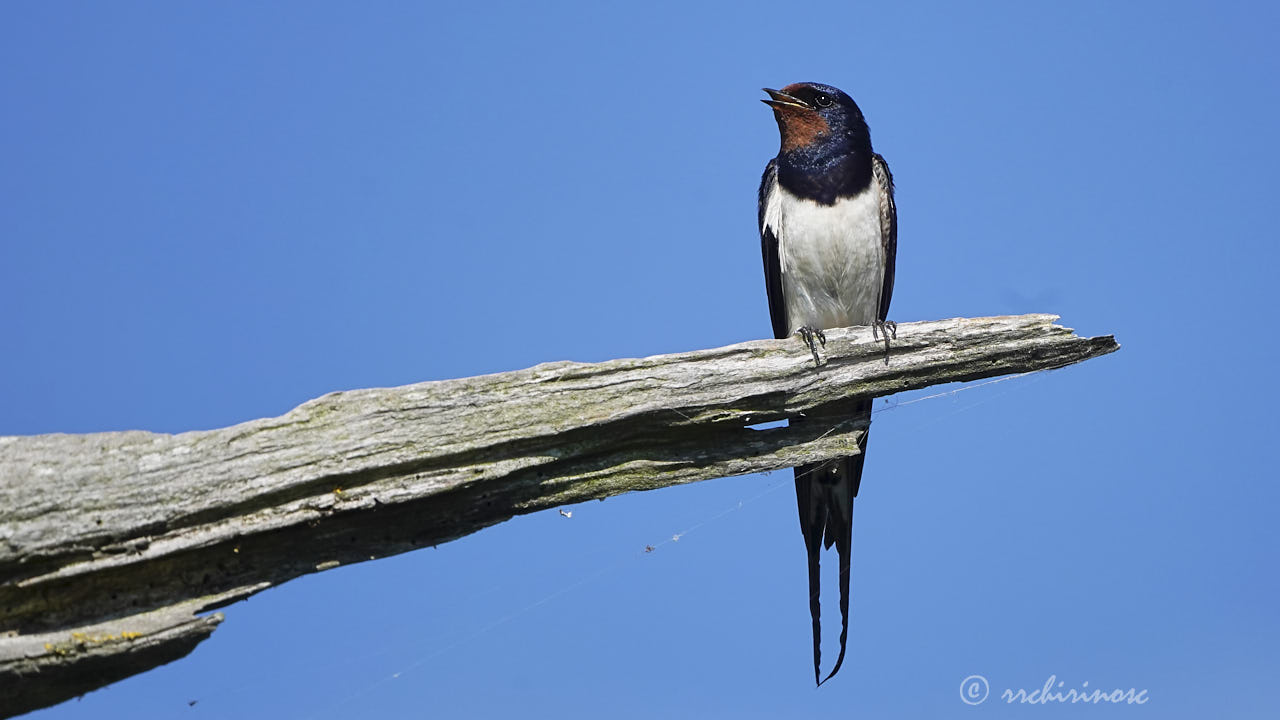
[758, 82, 897, 685]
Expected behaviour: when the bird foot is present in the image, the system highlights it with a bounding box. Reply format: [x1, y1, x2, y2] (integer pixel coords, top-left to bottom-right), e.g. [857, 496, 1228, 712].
[796, 326, 826, 367]
[871, 319, 897, 361]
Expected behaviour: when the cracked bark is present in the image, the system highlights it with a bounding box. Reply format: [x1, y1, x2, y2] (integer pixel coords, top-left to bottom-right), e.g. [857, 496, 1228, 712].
[0, 314, 1118, 717]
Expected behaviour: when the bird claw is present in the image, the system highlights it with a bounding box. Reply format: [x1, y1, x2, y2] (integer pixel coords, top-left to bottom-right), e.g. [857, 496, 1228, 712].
[871, 319, 897, 361]
[796, 326, 826, 367]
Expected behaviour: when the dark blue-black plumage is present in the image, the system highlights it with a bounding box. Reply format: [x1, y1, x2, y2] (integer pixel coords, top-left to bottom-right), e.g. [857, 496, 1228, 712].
[767, 84, 874, 205]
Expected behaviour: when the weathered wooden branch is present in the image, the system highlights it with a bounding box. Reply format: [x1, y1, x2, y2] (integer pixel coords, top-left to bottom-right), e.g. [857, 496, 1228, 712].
[0, 314, 1117, 716]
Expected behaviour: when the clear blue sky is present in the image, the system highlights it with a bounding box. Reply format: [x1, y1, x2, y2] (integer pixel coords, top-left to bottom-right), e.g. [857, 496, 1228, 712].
[3, 1, 1277, 717]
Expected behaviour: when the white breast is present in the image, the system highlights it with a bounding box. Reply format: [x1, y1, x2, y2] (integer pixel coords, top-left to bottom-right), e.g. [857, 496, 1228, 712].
[763, 183, 886, 334]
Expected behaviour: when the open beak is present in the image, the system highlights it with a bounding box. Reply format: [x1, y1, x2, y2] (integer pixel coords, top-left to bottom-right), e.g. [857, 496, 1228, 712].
[761, 88, 811, 110]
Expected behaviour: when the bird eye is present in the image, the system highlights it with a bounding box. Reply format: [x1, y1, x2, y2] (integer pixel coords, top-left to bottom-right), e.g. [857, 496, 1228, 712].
[815, 94, 833, 108]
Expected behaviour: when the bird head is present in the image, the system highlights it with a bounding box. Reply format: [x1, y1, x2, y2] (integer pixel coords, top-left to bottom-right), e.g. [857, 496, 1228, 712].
[762, 83, 867, 155]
